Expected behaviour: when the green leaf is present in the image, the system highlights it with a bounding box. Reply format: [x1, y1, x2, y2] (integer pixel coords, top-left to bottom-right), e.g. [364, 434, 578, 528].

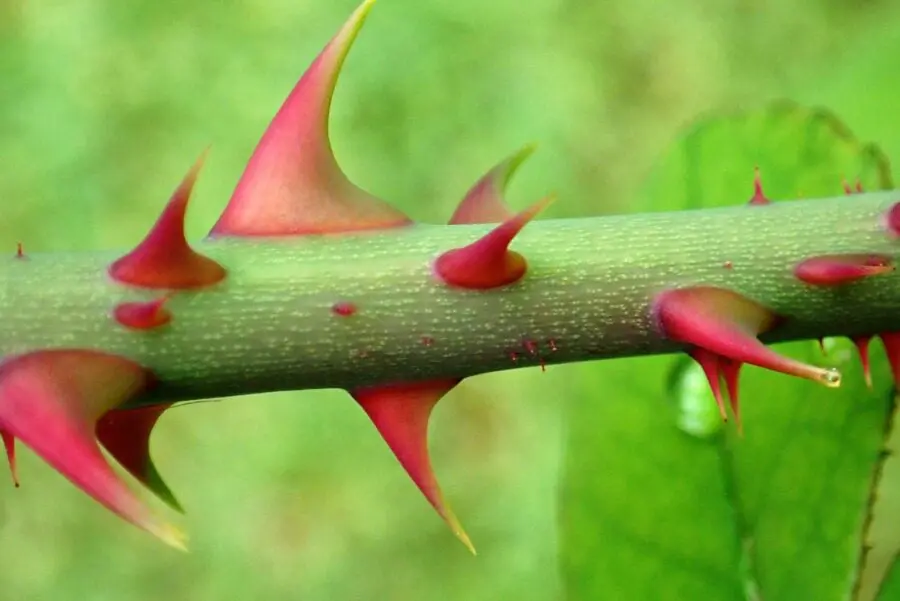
[560, 101, 897, 601]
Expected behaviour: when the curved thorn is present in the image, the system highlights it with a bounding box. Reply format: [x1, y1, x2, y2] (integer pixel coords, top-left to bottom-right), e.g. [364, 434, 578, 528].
[655, 286, 840, 387]
[351, 379, 475, 554]
[449, 143, 537, 225]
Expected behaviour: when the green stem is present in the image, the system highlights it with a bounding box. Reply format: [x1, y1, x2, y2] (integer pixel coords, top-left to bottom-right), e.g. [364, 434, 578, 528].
[3, 191, 899, 405]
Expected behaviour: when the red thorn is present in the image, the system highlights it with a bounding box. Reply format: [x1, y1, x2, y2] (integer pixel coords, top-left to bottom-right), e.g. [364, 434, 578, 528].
[1, 430, 18, 487]
[449, 144, 536, 225]
[880, 332, 900, 386]
[0, 350, 186, 549]
[794, 254, 893, 286]
[331, 301, 358, 317]
[510, 351, 520, 363]
[351, 379, 475, 554]
[853, 335, 873, 389]
[109, 151, 226, 290]
[113, 296, 173, 330]
[435, 196, 553, 289]
[720, 358, 744, 436]
[548, 339, 558, 352]
[655, 286, 841, 387]
[689, 348, 728, 422]
[747, 166, 771, 206]
[843, 178, 853, 195]
[523, 340, 538, 356]
[96, 403, 182, 513]
[209, 0, 409, 237]
[884, 202, 900, 238]
[856, 180, 864, 193]
[15, 243, 24, 259]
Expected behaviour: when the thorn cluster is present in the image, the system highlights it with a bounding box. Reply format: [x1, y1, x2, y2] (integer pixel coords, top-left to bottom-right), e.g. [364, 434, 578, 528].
[2, 0, 896, 555]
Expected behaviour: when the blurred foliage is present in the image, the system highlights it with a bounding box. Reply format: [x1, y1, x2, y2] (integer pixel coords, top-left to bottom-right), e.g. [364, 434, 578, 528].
[560, 101, 898, 600]
[1, 0, 900, 600]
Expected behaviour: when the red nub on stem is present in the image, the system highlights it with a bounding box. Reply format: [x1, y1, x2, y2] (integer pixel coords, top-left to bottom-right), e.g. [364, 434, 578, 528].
[331, 301, 358, 317]
[113, 297, 173, 330]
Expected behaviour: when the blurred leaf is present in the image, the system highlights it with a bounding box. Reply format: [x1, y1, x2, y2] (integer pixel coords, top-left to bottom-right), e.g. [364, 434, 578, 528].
[560, 101, 897, 601]
[856, 397, 900, 601]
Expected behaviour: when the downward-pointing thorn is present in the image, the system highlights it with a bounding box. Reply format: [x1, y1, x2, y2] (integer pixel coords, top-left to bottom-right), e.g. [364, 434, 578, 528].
[720, 358, 743, 436]
[853, 335, 873, 389]
[689, 349, 727, 422]
[655, 286, 840, 387]
[1, 430, 18, 487]
[351, 379, 475, 554]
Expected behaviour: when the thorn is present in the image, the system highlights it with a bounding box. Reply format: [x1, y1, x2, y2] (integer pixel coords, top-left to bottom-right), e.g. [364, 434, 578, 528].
[843, 178, 853, 195]
[817, 337, 828, 356]
[15, 243, 24, 259]
[434, 195, 554, 289]
[0, 349, 186, 550]
[747, 166, 771, 206]
[856, 180, 864, 193]
[113, 296, 173, 330]
[1, 430, 18, 487]
[96, 403, 183, 513]
[351, 379, 475, 554]
[794, 254, 893, 286]
[655, 286, 840, 387]
[108, 150, 226, 290]
[209, 0, 410, 237]
[883, 202, 900, 238]
[449, 144, 537, 225]
[880, 332, 900, 386]
[853, 335, 873, 389]
[720, 358, 744, 436]
[689, 348, 728, 422]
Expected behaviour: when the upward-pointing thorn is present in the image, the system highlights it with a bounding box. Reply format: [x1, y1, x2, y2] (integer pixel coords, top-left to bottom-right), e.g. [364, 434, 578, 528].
[449, 144, 537, 225]
[350, 379, 475, 554]
[747, 166, 771, 206]
[435, 195, 554, 289]
[109, 150, 226, 290]
[209, 0, 410, 237]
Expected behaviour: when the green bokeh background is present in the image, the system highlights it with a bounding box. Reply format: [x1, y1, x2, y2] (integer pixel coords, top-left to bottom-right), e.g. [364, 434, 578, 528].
[1, 0, 899, 599]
